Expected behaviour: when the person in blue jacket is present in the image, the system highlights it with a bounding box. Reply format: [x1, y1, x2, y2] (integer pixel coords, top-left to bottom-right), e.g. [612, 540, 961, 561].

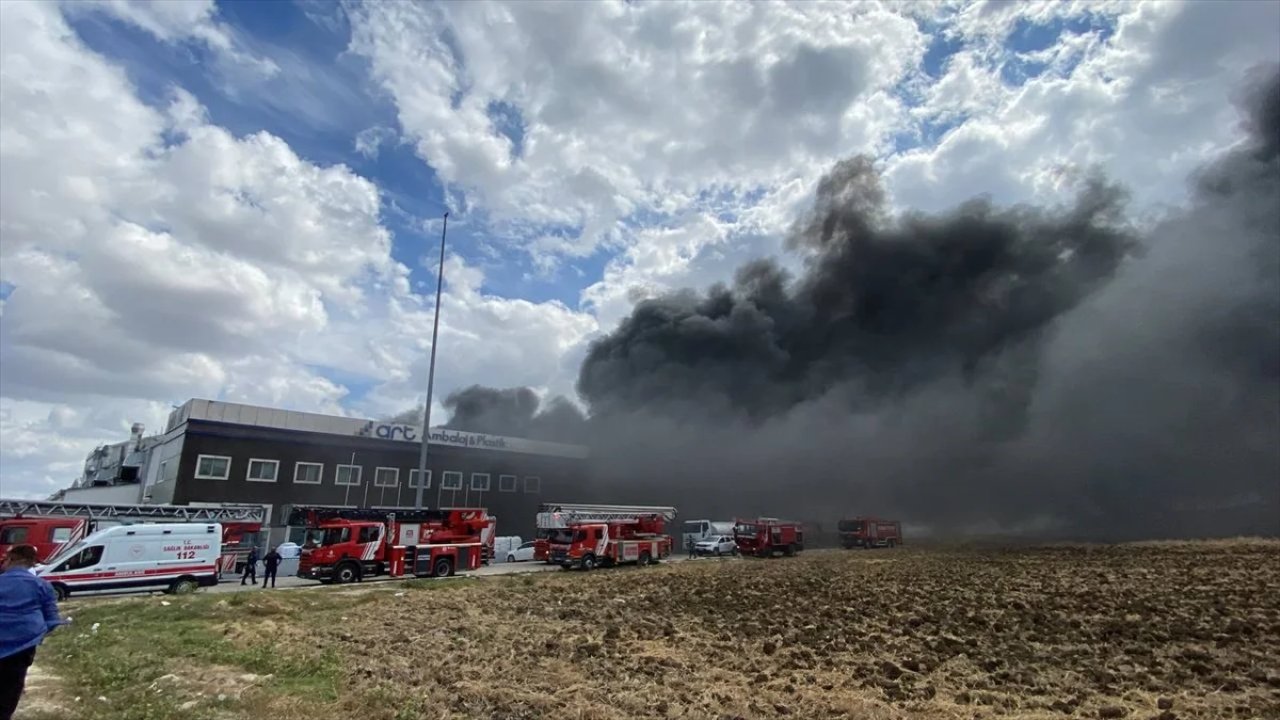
[0, 545, 66, 720]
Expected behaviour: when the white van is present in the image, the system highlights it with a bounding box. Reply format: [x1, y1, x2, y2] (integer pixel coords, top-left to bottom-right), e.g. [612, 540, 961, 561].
[36, 522, 223, 600]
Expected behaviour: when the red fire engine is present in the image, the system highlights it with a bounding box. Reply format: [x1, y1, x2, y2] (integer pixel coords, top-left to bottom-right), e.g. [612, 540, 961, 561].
[838, 517, 902, 548]
[532, 503, 677, 563]
[0, 499, 266, 575]
[541, 503, 677, 571]
[291, 506, 491, 583]
[733, 517, 805, 557]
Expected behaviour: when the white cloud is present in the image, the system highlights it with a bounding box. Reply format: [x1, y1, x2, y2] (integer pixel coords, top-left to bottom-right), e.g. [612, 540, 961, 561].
[354, 125, 399, 159]
[885, 1, 1280, 213]
[60, 0, 279, 79]
[0, 0, 597, 499]
[346, 0, 928, 260]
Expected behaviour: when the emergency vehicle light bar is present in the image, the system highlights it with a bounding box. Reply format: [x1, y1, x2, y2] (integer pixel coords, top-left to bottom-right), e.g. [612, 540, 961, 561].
[0, 499, 267, 523]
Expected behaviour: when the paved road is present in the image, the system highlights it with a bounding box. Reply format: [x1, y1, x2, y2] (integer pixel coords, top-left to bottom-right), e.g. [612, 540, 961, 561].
[64, 555, 711, 602]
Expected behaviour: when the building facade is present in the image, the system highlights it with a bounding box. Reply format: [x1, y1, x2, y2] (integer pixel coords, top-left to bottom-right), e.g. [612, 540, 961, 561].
[59, 399, 590, 545]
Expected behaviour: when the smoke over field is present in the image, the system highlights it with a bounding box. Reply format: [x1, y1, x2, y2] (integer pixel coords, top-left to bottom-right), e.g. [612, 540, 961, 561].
[448, 69, 1280, 540]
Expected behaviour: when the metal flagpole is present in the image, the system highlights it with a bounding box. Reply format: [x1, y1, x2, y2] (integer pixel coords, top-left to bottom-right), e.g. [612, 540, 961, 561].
[414, 212, 449, 510]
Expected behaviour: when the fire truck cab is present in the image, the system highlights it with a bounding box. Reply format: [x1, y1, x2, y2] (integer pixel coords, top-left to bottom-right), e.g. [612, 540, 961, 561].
[838, 517, 902, 548]
[734, 518, 804, 558]
[540, 504, 677, 571]
[293, 507, 491, 584]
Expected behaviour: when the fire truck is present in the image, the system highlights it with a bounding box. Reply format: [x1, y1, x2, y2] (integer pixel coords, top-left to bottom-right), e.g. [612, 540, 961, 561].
[0, 499, 266, 575]
[838, 517, 902, 548]
[290, 506, 492, 583]
[539, 503, 677, 571]
[733, 517, 804, 557]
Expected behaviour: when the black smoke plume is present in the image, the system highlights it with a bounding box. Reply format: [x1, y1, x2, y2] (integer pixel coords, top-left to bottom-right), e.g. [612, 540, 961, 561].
[452, 69, 1280, 540]
[441, 385, 586, 441]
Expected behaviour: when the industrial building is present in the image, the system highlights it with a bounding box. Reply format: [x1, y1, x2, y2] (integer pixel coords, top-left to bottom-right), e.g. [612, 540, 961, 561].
[56, 399, 590, 544]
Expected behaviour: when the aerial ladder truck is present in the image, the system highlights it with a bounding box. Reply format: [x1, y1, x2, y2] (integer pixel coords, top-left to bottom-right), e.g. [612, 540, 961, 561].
[0, 499, 267, 575]
[535, 503, 677, 570]
[290, 506, 493, 583]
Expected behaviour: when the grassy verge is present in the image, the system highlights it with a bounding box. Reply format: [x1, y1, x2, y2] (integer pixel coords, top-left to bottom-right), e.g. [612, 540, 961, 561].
[33, 592, 342, 720]
[28, 573, 489, 720]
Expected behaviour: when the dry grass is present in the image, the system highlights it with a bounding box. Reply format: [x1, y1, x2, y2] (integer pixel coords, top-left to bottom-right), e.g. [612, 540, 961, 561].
[22, 543, 1280, 720]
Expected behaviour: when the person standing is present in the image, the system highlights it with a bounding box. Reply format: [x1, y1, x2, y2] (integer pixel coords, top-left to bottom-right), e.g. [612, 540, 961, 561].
[240, 546, 259, 586]
[0, 545, 66, 720]
[260, 547, 282, 589]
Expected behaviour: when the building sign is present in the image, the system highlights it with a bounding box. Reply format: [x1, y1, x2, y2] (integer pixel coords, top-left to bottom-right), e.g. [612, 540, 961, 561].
[356, 421, 587, 459]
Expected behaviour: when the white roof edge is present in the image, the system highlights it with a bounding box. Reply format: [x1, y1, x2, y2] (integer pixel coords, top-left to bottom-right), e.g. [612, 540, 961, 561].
[170, 398, 589, 459]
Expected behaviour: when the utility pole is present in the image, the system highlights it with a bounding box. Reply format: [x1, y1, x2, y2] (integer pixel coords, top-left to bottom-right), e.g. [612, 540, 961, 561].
[414, 212, 448, 510]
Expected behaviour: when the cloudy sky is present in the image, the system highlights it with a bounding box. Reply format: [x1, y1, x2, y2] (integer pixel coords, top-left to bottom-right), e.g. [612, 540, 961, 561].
[1, 0, 1276, 500]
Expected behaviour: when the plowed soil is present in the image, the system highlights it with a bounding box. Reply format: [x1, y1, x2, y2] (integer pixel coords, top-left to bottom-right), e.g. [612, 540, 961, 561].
[31, 541, 1280, 720]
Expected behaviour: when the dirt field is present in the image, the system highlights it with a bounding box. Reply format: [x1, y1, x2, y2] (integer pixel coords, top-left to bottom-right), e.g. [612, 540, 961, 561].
[18, 542, 1280, 720]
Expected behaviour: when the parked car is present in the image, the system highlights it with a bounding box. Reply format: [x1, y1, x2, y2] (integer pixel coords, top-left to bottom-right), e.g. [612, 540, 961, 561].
[506, 540, 538, 563]
[694, 535, 738, 557]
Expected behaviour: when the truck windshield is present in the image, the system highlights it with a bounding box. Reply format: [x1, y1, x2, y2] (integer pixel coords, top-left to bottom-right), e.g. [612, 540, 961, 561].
[734, 523, 757, 537]
[0, 525, 30, 544]
[318, 527, 350, 546]
[837, 520, 864, 532]
[681, 521, 704, 534]
[549, 529, 574, 544]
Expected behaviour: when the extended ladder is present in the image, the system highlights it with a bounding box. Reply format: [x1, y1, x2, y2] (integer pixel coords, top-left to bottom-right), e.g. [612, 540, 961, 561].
[0, 499, 268, 524]
[537, 502, 678, 527]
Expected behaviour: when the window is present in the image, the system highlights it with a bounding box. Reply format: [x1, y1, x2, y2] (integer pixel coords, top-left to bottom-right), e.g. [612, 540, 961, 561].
[441, 471, 463, 490]
[408, 469, 431, 489]
[50, 527, 72, 543]
[470, 473, 490, 492]
[0, 527, 28, 544]
[523, 476, 541, 493]
[56, 545, 103, 572]
[320, 527, 350, 545]
[499, 474, 517, 492]
[158, 460, 168, 483]
[374, 467, 400, 488]
[335, 465, 362, 486]
[358, 526, 380, 543]
[294, 462, 323, 485]
[246, 459, 279, 483]
[195, 454, 231, 480]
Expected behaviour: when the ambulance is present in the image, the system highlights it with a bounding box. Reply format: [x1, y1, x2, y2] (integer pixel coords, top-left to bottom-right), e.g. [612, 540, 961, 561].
[36, 522, 223, 600]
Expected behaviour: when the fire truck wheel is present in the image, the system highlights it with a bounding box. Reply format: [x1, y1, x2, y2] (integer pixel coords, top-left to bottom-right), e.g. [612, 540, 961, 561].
[638, 552, 652, 567]
[432, 557, 454, 578]
[581, 554, 597, 571]
[335, 562, 360, 584]
[53, 583, 70, 602]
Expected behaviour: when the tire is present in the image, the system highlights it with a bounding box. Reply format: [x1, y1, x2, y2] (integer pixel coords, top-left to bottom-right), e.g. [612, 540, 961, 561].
[581, 554, 597, 571]
[731, 546, 739, 556]
[432, 557, 454, 578]
[53, 584, 70, 602]
[335, 562, 360, 584]
[638, 552, 652, 567]
[507, 554, 516, 563]
[167, 577, 200, 595]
